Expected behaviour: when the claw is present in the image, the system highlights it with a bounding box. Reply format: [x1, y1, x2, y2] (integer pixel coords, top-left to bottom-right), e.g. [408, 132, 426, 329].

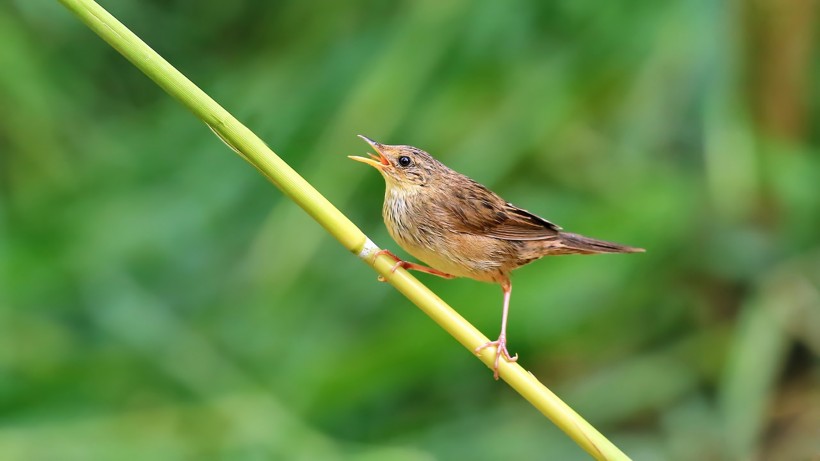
[373, 249, 400, 281]
[475, 335, 517, 380]
[372, 249, 396, 264]
[371, 249, 455, 280]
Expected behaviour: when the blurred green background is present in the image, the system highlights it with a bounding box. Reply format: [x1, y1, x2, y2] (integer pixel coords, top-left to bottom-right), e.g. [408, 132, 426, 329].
[2, 1, 819, 460]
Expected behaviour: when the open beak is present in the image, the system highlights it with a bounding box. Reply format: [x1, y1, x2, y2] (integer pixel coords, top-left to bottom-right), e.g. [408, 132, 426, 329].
[348, 135, 390, 169]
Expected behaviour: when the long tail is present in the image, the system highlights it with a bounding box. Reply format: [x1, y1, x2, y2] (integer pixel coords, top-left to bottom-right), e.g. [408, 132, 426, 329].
[554, 232, 645, 255]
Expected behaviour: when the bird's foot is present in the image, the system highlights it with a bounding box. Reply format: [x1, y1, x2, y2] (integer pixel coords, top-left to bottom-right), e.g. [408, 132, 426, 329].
[372, 249, 400, 266]
[475, 334, 518, 380]
[372, 249, 455, 281]
[372, 249, 407, 281]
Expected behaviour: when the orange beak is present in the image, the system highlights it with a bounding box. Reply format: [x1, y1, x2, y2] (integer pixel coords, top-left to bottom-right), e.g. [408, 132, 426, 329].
[348, 135, 390, 169]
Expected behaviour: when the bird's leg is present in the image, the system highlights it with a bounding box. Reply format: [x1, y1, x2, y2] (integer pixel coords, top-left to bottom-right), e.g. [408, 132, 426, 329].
[475, 279, 518, 380]
[372, 249, 456, 279]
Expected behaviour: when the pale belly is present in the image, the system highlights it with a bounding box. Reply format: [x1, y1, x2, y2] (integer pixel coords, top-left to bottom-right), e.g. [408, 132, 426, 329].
[387, 223, 508, 283]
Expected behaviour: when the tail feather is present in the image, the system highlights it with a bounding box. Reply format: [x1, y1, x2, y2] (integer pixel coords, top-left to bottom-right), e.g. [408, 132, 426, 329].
[556, 232, 645, 254]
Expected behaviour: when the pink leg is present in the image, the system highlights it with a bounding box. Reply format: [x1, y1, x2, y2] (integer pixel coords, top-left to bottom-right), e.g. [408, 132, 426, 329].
[373, 249, 455, 279]
[474, 279, 518, 379]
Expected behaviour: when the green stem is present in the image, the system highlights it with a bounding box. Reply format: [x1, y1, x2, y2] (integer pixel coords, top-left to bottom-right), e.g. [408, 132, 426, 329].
[57, 1, 631, 459]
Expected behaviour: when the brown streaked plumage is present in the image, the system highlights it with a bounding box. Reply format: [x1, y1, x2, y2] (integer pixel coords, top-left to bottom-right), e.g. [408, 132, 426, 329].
[349, 135, 644, 379]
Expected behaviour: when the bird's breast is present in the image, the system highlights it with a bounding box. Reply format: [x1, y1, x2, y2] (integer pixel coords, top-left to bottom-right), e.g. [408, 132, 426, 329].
[381, 188, 511, 283]
[382, 188, 427, 248]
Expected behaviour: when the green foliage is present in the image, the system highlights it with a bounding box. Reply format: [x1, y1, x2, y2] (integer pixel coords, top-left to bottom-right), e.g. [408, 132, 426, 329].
[2, 1, 818, 459]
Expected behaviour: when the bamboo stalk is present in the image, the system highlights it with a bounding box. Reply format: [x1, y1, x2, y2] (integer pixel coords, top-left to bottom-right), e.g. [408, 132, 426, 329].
[57, 1, 631, 459]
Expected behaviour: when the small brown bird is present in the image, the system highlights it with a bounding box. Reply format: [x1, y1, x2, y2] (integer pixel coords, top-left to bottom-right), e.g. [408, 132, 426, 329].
[350, 135, 644, 379]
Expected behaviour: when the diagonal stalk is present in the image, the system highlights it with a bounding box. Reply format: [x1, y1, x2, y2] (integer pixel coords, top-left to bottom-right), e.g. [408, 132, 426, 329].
[57, 1, 631, 459]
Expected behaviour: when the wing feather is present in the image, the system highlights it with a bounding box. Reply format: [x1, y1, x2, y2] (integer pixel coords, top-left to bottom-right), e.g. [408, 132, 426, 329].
[438, 179, 561, 241]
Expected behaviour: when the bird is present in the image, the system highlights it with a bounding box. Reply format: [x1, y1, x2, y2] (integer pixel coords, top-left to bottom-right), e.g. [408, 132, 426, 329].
[349, 135, 644, 379]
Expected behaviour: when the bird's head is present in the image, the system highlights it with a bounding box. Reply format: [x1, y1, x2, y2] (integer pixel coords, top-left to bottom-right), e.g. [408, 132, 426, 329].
[349, 135, 439, 190]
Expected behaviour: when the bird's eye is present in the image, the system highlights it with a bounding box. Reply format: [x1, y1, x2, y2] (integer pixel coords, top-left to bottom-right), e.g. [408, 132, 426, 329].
[398, 156, 412, 167]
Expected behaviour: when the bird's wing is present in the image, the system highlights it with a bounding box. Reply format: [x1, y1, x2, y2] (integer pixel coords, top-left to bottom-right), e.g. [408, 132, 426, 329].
[439, 179, 562, 241]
